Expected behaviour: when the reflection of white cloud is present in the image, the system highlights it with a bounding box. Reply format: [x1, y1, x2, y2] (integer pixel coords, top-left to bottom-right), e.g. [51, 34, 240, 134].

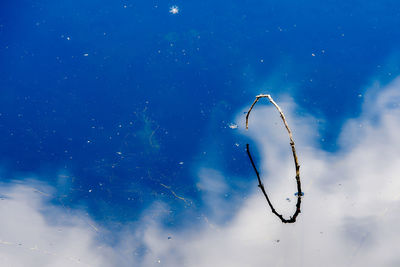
[196, 168, 230, 221]
[134, 77, 400, 266]
[2, 77, 400, 266]
[0, 181, 115, 267]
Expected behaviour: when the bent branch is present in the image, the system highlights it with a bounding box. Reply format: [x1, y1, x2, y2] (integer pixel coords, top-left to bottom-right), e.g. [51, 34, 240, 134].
[245, 94, 302, 223]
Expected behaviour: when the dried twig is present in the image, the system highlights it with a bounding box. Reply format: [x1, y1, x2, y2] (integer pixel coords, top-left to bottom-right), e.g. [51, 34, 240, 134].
[246, 94, 302, 223]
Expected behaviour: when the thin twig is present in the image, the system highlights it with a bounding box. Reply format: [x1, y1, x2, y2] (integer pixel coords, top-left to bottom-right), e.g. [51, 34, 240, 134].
[246, 94, 302, 223]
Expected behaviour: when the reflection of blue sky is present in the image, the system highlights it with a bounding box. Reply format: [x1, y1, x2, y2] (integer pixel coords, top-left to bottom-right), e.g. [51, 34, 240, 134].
[1, 0, 400, 265]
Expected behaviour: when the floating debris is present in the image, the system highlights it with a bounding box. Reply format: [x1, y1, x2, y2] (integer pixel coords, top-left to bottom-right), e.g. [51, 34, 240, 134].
[169, 5, 179, 14]
[160, 183, 188, 204]
[228, 123, 238, 129]
[246, 94, 303, 223]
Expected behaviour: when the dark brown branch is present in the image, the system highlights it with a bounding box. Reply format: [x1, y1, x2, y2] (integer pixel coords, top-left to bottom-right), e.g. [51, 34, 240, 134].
[245, 94, 302, 223]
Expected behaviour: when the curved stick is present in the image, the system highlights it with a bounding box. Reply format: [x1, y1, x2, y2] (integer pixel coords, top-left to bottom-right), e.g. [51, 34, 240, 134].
[246, 94, 302, 223]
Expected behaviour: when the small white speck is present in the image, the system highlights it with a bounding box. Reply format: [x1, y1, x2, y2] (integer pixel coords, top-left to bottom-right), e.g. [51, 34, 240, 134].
[228, 123, 238, 129]
[234, 143, 240, 147]
[83, 53, 89, 57]
[116, 152, 122, 155]
[87, 140, 91, 143]
[311, 53, 315, 57]
[66, 36, 71, 41]
[89, 189, 92, 193]
[179, 161, 184, 165]
[169, 5, 179, 14]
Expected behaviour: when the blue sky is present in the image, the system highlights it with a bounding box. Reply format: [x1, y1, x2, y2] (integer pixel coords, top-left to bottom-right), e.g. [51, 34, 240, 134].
[1, 0, 400, 266]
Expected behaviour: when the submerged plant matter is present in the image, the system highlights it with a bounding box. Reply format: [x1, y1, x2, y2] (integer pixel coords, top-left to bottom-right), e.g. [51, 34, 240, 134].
[245, 94, 303, 223]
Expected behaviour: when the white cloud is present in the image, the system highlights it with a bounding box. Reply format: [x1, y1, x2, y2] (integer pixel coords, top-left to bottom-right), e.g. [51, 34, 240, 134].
[133, 77, 400, 266]
[1, 77, 400, 266]
[0, 181, 115, 267]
